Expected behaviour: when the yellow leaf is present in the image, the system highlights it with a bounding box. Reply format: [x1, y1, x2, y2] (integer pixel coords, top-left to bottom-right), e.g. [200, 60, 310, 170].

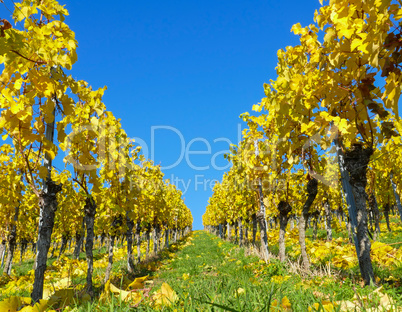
[126, 292, 143, 305]
[350, 38, 362, 52]
[336, 118, 349, 134]
[182, 273, 190, 281]
[90, 117, 99, 127]
[2, 88, 14, 104]
[0, 296, 31, 312]
[252, 104, 261, 112]
[19, 299, 49, 312]
[42, 101, 55, 124]
[38, 166, 49, 179]
[281, 296, 292, 310]
[338, 27, 354, 40]
[52, 277, 71, 289]
[72, 268, 85, 276]
[61, 96, 74, 116]
[42, 288, 52, 300]
[47, 289, 75, 308]
[152, 283, 178, 307]
[45, 148, 57, 160]
[57, 122, 67, 143]
[109, 283, 131, 301]
[109, 283, 143, 304]
[324, 28, 336, 43]
[234, 288, 245, 298]
[291, 23, 302, 35]
[10, 101, 24, 115]
[395, 7, 402, 20]
[127, 275, 148, 290]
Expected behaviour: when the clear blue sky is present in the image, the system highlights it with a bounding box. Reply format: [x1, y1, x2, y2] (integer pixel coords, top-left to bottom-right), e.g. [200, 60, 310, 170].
[1, 0, 323, 229]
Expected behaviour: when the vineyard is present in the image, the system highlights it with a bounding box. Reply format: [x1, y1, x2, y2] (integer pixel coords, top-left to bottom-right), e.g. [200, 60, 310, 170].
[1, 0, 402, 311]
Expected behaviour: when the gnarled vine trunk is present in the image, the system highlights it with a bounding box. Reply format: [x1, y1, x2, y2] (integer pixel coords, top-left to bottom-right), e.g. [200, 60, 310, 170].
[289, 216, 294, 231]
[252, 213, 257, 246]
[20, 239, 28, 264]
[344, 144, 374, 285]
[146, 225, 151, 259]
[84, 197, 96, 295]
[244, 222, 249, 245]
[57, 234, 69, 260]
[50, 241, 57, 258]
[73, 219, 85, 259]
[324, 200, 332, 241]
[0, 241, 6, 269]
[278, 201, 292, 262]
[153, 225, 160, 255]
[135, 221, 141, 263]
[347, 217, 353, 244]
[104, 216, 122, 283]
[311, 211, 319, 240]
[125, 214, 134, 273]
[238, 218, 243, 247]
[165, 228, 170, 249]
[104, 235, 115, 283]
[99, 231, 106, 250]
[4, 206, 19, 275]
[234, 222, 238, 244]
[384, 203, 392, 232]
[368, 193, 380, 240]
[256, 180, 269, 261]
[299, 178, 318, 271]
[4, 233, 16, 276]
[31, 180, 62, 303]
[218, 224, 223, 239]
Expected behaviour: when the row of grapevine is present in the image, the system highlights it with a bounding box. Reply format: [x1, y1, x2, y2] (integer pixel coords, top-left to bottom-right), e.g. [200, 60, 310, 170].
[0, 0, 192, 303]
[203, 0, 402, 286]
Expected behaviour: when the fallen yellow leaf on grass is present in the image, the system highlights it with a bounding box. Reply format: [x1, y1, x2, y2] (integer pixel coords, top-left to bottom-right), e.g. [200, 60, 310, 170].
[0, 289, 77, 311]
[47, 288, 75, 308]
[72, 268, 85, 277]
[19, 300, 53, 312]
[102, 280, 143, 305]
[110, 282, 132, 301]
[51, 277, 71, 289]
[336, 286, 402, 312]
[234, 288, 245, 298]
[152, 283, 178, 308]
[126, 275, 148, 290]
[0, 296, 31, 312]
[42, 288, 53, 300]
[271, 296, 291, 311]
[308, 300, 337, 312]
[182, 273, 190, 280]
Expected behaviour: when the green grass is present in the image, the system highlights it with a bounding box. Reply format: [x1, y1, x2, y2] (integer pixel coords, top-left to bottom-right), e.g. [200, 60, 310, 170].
[132, 231, 333, 311]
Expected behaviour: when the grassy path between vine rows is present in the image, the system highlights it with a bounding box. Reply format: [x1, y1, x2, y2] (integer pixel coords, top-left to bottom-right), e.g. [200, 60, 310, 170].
[138, 230, 293, 311]
[133, 230, 402, 311]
